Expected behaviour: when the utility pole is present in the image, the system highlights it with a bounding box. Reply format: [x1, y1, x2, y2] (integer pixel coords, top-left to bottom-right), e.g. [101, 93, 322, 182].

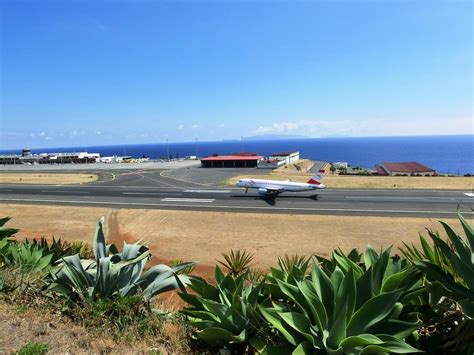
[166, 139, 169, 160]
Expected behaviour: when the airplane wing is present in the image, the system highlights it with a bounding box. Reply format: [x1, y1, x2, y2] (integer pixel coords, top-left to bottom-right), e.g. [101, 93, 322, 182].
[258, 186, 285, 196]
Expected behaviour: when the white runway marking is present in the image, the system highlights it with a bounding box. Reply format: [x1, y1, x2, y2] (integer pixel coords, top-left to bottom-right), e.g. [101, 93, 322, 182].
[41, 190, 89, 194]
[161, 198, 215, 203]
[1, 197, 473, 215]
[184, 190, 230, 193]
[123, 192, 181, 196]
[464, 193, 474, 197]
[345, 196, 459, 201]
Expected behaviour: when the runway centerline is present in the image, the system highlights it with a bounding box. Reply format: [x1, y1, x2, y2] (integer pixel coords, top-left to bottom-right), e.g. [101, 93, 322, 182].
[161, 198, 215, 203]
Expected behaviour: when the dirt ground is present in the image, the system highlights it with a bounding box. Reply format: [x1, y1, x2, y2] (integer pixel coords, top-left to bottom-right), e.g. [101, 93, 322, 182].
[0, 299, 186, 354]
[0, 301, 128, 354]
[1, 204, 463, 278]
[228, 173, 473, 190]
[0, 173, 98, 185]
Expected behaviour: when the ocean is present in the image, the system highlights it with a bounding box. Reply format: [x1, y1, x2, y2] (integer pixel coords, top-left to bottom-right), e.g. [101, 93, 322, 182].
[1, 135, 473, 175]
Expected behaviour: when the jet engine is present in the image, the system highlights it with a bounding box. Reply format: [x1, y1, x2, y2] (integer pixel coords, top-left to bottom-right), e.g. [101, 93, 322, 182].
[257, 188, 268, 195]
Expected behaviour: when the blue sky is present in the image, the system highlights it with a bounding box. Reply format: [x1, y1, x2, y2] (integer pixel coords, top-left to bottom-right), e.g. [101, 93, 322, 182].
[1, 0, 472, 149]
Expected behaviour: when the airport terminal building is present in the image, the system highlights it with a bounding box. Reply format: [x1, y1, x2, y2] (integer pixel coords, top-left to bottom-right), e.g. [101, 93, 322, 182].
[201, 155, 263, 168]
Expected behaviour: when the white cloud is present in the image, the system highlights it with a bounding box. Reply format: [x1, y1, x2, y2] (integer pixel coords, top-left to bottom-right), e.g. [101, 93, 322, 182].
[191, 124, 199, 129]
[95, 130, 102, 135]
[219, 123, 225, 128]
[254, 117, 472, 137]
[177, 124, 184, 130]
[38, 131, 46, 137]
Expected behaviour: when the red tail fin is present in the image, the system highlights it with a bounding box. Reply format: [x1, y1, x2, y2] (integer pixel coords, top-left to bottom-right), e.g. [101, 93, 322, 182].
[307, 169, 324, 185]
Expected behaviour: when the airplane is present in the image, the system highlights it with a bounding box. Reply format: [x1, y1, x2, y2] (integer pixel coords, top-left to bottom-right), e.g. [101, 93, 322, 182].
[236, 170, 326, 197]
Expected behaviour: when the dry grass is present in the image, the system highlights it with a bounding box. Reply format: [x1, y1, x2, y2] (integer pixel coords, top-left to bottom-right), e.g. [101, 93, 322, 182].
[1, 203, 463, 279]
[274, 159, 316, 174]
[0, 299, 189, 354]
[0, 300, 130, 354]
[0, 173, 98, 185]
[228, 173, 473, 190]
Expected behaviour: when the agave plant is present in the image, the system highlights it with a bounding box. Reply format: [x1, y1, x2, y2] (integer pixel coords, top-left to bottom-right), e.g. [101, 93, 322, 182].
[49, 217, 195, 302]
[278, 254, 312, 274]
[405, 213, 474, 313]
[0, 217, 18, 265]
[316, 248, 362, 274]
[246, 267, 266, 284]
[6, 243, 53, 273]
[179, 266, 268, 351]
[260, 246, 422, 354]
[24, 236, 87, 264]
[218, 249, 255, 277]
[0, 217, 18, 240]
[171, 259, 196, 275]
[403, 212, 474, 353]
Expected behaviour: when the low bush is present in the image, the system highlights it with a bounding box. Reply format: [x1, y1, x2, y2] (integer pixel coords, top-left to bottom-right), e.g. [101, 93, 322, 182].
[402, 212, 474, 354]
[260, 246, 422, 354]
[24, 236, 92, 263]
[49, 217, 195, 303]
[218, 249, 255, 277]
[17, 342, 49, 355]
[179, 266, 275, 352]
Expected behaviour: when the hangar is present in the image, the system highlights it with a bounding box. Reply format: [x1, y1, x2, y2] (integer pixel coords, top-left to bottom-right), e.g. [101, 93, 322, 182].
[375, 162, 436, 176]
[201, 155, 263, 168]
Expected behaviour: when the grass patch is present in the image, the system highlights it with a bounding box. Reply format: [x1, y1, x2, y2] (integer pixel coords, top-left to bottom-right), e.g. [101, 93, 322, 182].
[58, 295, 191, 352]
[0, 173, 98, 185]
[18, 342, 49, 355]
[227, 173, 473, 189]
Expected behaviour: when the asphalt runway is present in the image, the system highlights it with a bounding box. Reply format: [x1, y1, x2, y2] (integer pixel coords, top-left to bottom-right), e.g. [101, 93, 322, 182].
[0, 168, 473, 217]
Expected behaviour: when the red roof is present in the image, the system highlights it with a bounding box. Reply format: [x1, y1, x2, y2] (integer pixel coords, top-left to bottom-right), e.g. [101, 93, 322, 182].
[381, 162, 435, 173]
[201, 155, 263, 161]
[271, 151, 298, 156]
[375, 166, 389, 176]
[230, 152, 258, 156]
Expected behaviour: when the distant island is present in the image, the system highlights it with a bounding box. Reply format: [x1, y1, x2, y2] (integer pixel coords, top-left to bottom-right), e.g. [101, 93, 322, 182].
[243, 134, 309, 141]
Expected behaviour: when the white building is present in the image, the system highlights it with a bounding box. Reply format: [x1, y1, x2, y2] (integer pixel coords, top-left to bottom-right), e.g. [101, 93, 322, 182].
[332, 162, 348, 169]
[270, 151, 300, 165]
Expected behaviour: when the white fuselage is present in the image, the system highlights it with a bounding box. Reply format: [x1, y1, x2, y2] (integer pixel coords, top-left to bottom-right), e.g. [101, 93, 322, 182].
[236, 178, 325, 193]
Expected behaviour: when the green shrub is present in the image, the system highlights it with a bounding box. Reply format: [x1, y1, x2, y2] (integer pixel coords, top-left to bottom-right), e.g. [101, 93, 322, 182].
[402, 212, 474, 354]
[7, 244, 53, 274]
[25, 236, 91, 264]
[259, 246, 422, 354]
[17, 342, 49, 355]
[218, 249, 255, 277]
[0, 217, 18, 240]
[277, 254, 311, 274]
[49, 217, 195, 303]
[179, 266, 271, 352]
[0, 217, 19, 267]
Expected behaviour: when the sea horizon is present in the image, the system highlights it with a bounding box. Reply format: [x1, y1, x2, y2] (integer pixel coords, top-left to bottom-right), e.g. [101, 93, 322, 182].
[1, 134, 472, 175]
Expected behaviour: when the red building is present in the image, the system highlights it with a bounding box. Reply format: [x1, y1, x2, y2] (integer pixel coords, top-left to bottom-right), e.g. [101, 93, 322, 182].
[201, 155, 263, 168]
[375, 162, 436, 176]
